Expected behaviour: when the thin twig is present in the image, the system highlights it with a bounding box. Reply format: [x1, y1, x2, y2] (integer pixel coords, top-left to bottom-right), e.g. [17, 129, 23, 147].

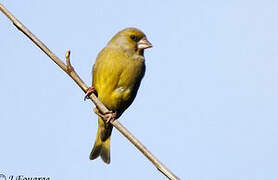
[0, 3, 180, 180]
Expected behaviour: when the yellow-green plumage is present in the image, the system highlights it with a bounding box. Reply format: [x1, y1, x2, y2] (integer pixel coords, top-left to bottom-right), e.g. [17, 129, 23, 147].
[89, 117, 112, 163]
[89, 28, 152, 164]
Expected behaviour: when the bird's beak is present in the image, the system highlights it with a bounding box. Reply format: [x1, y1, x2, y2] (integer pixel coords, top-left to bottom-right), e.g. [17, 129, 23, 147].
[137, 37, 152, 50]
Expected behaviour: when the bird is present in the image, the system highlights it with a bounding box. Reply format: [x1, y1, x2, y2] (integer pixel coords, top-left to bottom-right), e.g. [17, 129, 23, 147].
[86, 27, 152, 164]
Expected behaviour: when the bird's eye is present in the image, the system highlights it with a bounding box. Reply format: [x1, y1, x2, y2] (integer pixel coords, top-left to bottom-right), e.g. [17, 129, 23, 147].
[130, 35, 137, 41]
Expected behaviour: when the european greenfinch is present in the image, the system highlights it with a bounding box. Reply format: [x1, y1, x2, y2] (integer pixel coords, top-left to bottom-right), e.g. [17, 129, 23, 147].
[88, 27, 152, 164]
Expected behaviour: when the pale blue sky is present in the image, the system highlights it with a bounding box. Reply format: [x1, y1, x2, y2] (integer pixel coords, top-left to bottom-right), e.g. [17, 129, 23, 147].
[1, 0, 278, 180]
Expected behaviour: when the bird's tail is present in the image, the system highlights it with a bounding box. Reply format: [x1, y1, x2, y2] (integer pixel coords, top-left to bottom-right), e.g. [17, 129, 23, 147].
[90, 117, 113, 164]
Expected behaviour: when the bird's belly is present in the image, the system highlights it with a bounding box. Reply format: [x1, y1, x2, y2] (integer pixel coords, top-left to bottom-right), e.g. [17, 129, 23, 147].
[96, 58, 144, 115]
[99, 86, 132, 112]
[113, 86, 132, 102]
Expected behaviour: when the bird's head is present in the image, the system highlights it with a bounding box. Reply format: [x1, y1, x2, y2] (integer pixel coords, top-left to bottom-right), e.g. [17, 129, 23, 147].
[107, 27, 152, 55]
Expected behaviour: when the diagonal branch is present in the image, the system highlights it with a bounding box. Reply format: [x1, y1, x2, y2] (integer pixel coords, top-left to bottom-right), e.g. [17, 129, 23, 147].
[0, 3, 180, 180]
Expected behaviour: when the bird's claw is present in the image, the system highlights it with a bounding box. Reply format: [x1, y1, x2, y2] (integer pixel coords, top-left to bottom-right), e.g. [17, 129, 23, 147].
[84, 87, 96, 101]
[93, 108, 117, 123]
[104, 111, 117, 123]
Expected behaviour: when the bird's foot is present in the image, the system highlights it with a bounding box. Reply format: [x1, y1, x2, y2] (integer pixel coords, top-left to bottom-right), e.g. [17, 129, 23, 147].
[104, 111, 117, 123]
[84, 87, 96, 101]
[93, 108, 117, 123]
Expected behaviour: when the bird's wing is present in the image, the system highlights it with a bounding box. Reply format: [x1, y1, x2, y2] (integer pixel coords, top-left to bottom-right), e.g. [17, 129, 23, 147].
[92, 47, 127, 109]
